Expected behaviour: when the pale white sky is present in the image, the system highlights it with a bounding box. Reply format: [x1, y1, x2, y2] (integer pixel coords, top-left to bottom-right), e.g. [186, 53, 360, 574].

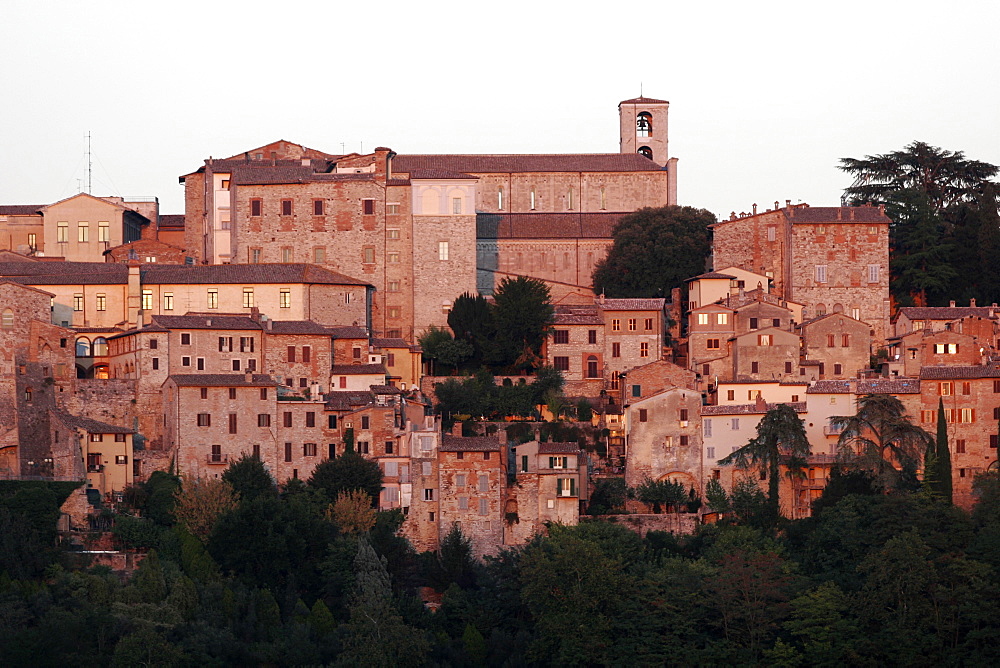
[2, 1, 998, 219]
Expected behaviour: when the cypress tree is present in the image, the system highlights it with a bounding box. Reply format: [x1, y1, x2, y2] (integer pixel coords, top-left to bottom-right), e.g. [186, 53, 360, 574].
[935, 398, 953, 503]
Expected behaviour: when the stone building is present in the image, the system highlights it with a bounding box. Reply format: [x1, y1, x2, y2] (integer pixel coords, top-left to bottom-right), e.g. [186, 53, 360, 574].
[625, 387, 704, 494]
[800, 312, 873, 380]
[712, 203, 891, 342]
[893, 301, 1000, 337]
[434, 434, 506, 558]
[507, 441, 587, 546]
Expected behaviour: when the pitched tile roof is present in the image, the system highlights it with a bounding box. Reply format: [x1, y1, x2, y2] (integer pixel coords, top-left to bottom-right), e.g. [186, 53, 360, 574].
[440, 435, 502, 452]
[806, 380, 852, 394]
[325, 391, 376, 410]
[553, 305, 603, 325]
[330, 363, 386, 375]
[329, 326, 369, 338]
[786, 206, 889, 224]
[158, 214, 185, 228]
[688, 272, 736, 281]
[168, 373, 276, 387]
[371, 385, 402, 394]
[619, 96, 669, 105]
[0, 205, 44, 215]
[701, 402, 806, 415]
[599, 298, 665, 311]
[267, 320, 333, 335]
[55, 411, 133, 434]
[897, 306, 998, 321]
[856, 379, 922, 394]
[538, 442, 583, 454]
[920, 366, 1000, 380]
[408, 169, 478, 180]
[477, 212, 624, 239]
[0, 260, 127, 285]
[394, 154, 665, 174]
[372, 337, 409, 348]
[153, 315, 260, 330]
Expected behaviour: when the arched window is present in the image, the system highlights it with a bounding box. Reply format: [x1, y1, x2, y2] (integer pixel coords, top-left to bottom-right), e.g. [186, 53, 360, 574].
[586, 356, 599, 379]
[833, 303, 844, 314]
[93, 365, 109, 380]
[816, 303, 827, 316]
[92, 337, 108, 356]
[637, 146, 653, 160]
[567, 187, 575, 211]
[1, 309, 12, 329]
[76, 337, 92, 357]
[497, 186, 504, 210]
[530, 188, 536, 210]
[636, 112, 652, 137]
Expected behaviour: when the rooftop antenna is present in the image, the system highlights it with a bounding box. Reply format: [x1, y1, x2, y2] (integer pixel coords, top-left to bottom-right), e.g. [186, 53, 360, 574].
[85, 131, 92, 194]
[640, 82, 643, 96]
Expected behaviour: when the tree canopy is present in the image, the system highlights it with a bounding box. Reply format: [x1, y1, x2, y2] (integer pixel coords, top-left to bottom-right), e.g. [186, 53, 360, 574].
[840, 142, 1000, 306]
[592, 205, 715, 299]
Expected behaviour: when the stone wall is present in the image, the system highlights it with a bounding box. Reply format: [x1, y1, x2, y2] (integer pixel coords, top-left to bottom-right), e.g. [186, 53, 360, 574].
[583, 513, 698, 537]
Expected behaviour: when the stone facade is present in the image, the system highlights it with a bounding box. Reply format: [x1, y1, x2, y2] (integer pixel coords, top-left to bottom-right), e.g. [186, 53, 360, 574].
[435, 435, 506, 558]
[800, 313, 872, 380]
[625, 388, 704, 495]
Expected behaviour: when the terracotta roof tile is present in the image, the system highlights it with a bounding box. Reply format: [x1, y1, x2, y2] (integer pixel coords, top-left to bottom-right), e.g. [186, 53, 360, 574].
[325, 391, 376, 410]
[688, 272, 736, 281]
[159, 214, 185, 228]
[267, 320, 333, 335]
[329, 326, 369, 338]
[787, 206, 890, 224]
[538, 442, 582, 454]
[0, 205, 44, 215]
[371, 385, 402, 394]
[856, 379, 922, 394]
[599, 298, 665, 311]
[330, 363, 386, 375]
[143, 263, 371, 286]
[153, 315, 260, 330]
[55, 411, 133, 434]
[897, 306, 998, 321]
[394, 154, 664, 174]
[619, 96, 669, 105]
[408, 169, 478, 180]
[920, 366, 1000, 380]
[806, 380, 852, 394]
[168, 373, 276, 387]
[0, 261, 126, 285]
[372, 337, 409, 348]
[440, 435, 502, 452]
[701, 402, 806, 415]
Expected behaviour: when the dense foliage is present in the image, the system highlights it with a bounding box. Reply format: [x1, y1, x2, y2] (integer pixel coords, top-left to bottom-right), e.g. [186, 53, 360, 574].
[840, 141, 1000, 306]
[5, 468, 1000, 665]
[591, 205, 715, 298]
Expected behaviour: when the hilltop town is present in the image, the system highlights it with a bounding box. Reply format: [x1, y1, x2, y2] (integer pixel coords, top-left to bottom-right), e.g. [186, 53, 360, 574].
[2, 96, 999, 554]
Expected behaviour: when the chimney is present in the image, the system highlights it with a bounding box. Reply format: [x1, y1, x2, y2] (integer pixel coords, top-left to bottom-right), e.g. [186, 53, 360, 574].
[250, 307, 261, 323]
[755, 393, 768, 413]
[451, 421, 463, 437]
[752, 203, 757, 215]
[774, 201, 780, 210]
[373, 147, 392, 184]
[127, 260, 141, 329]
[785, 199, 791, 208]
[949, 300, 956, 308]
[970, 298, 977, 307]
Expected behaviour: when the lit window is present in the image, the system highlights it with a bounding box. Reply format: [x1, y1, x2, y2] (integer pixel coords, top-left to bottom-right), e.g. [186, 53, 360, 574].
[697, 313, 709, 325]
[57, 221, 68, 242]
[640, 342, 649, 357]
[27, 233, 36, 249]
[717, 313, 728, 325]
[98, 221, 109, 242]
[497, 187, 504, 210]
[388, 252, 399, 263]
[758, 334, 772, 346]
[78, 222, 89, 242]
[438, 241, 449, 261]
[163, 293, 173, 311]
[96, 294, 106, 311]
[530, 189, 536, 210]
[280, 289, 291, 309]
[207, 289, 218, 309]
[645, 318, 653, 331]
[243, 288, 254, 308]
[141, 290, 152, 311]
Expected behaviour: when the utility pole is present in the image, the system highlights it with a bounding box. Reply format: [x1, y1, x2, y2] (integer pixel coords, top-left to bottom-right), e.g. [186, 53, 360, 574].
[85, 131, 92, 194]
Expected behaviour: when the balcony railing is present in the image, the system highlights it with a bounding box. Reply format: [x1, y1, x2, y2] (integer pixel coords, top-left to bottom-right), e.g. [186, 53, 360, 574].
[207, 453, 230, 465]
[87, 464, 104, 473]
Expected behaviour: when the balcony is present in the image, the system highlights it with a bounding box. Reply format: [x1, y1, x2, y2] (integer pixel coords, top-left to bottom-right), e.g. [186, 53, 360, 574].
[207, 453, 230, 465]
[87, 464, 104, 473]
[823, 424, 844, 437]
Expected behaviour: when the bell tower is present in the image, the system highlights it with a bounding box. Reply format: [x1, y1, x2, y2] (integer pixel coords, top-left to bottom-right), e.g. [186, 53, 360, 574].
[619, 95, 677, 205]
[619, 95, 670, 165]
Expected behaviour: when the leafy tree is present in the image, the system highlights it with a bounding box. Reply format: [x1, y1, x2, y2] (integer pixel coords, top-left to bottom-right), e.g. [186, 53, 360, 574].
[448, 292, 493, 368]
[840, 141, 999, 305]
[221, 454, 276, 503]
[331, 489, 377, 535]
[308, 449, 383, 505]
[782, 581, 860, 667]
[592, 205, 714, 298]
[926, 398, 953, 503]
[338, 539, 429, 667]
[635, 477, 687, 514]
[588, 477, 627, 515]
[719, 404, 810, 525]
[489, 276, 554, 371]
[418, 326, 473, 374]
[831, 393, 931, 491]
[140, 471, 182, 526]
[173, 477, 239, 542]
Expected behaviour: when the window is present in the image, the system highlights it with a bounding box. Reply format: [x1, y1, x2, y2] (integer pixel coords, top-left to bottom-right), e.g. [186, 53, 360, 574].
[707, 338, 720, 349]
[750, 318, 759, 330]
[312, 199, 324, 216]
[152, 357, 159, 370]
[161, 292, 173, 311]
[960, 408, 975, 423]
[557, 478, 576, 497]
[632, 384, 641, 398]
[868, 264, 880, 283]
[250, 199, 262, 216]
[961, 381, 971, 395]
[182, 356, 191, 367]
[363, 247, 375, 264]
[956, 439, 966, 454]
[478, 498, 489, 515]
[612, 319, 621, 331]
[758, 334, 772, 346]
[197, 413, 211, 427]
[227, 387, 237, 400]
[530, 189, 536, 210]
[639, 409, 648, 422]
[628, 318, 637, 331]
[697, 313, 709, 325]
[140, 290, 152, 311]
[280, 247, 293, 263]
[645, 318, 654, 331]
[704, 419, 712, 437]
[387, 228, 400, 240]
[478, 474, 489, 492]
[727, 390, 735, 401]
[586, 356, 599, 378]
[554, 356, 569, 371]
[940, 382, 952, 396]
[751, 361, 760, 373]
[279, 199, 293, 216]
[227, 414, 237, 434]
[551, 330, 570, 345]
[243, 288, 254, 308]
[707, 446, 715, 459]
[612, 342, 621, 358]
[588, 329, 597, 345]
[388, 281, 400, 293]
[424, 488, 436, 501]
[785, 361, 793, 374]
[303, 443, 317, 457]
[731, 418, 740, 430]
[57, 221, 68, 242]
[815, 265, 828, 283]
[767, 226, 776, 242]
[449, 197, 462, 215]
[717, 313, 728, 325]
[834, 363, 843, 375]
[250, 248, 262, 264]
[680, 435, 689, 446]
[362, 199, 375, 215]
[438, 241, 449, 261]
[387, 203, 400, 214]
[640, 342, 649, 357]
[98, 221, 109, 242]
